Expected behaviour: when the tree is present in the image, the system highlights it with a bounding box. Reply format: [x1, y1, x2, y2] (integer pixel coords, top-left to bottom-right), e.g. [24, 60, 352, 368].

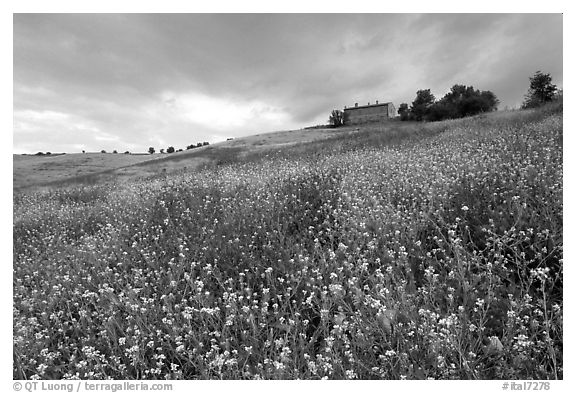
[167, 146, 175, 153]
[397, 103, 410, 121]
[113, 150, 118, 154]
[427, 101, 454, 121]
[410, 89, 435, 121]
[479, 90, 499, 112]
[160, 148, 165, 154]
[101, 150, 107, 154]
[329, 109, 344, 127]
[522, 71, 557, 109]
[148, 147, 155, 154]
[428, 84, 499, 121]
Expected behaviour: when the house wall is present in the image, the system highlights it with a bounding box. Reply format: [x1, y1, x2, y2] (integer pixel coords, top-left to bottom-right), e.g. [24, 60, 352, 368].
[387, 103, 396, 118]
[344, 104, 394, 125]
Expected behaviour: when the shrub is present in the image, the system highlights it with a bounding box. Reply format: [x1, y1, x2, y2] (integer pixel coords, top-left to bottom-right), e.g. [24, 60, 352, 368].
[329, 109, 344, 127]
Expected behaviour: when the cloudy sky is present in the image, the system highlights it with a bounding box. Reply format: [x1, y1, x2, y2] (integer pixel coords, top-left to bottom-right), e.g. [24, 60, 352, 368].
[13, 13, 563, 154]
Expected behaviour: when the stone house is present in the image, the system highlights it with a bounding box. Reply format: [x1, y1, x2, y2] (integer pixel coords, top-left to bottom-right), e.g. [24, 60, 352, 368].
[343, 101, 396, 125]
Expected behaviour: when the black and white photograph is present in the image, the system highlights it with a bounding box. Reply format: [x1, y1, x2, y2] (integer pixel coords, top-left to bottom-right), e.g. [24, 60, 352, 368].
[10, 4, 566, 387]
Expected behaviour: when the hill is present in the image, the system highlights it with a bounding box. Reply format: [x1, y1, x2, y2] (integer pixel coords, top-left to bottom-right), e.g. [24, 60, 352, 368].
[13, 105, 563, 380]
[14, 121, 434, 191]
[13, 152, 163, 189]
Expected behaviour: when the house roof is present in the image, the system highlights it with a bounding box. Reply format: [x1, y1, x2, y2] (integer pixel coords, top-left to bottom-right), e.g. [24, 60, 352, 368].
[344, 102, 393, 111]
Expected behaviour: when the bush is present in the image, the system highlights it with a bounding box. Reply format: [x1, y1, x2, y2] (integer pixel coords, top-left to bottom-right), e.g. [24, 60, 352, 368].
[329, 109, 344, 127]
[398, 103, 410, 121]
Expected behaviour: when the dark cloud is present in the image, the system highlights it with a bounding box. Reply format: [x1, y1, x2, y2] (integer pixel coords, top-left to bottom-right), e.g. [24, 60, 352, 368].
[14, 14, 563, 153]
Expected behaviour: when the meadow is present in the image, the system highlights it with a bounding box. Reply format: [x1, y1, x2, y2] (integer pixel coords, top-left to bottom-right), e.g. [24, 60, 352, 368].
[13, 105, 563, 380]
[13, 124, 352, 191]
[13, 152, 162, 190]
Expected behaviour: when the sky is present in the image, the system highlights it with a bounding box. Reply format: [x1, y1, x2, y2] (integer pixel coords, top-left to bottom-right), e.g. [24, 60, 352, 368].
[13, 13, 563, 154]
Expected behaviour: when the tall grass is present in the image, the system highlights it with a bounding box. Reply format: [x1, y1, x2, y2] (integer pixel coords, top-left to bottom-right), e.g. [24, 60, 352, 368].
[13, 108, 562, 379]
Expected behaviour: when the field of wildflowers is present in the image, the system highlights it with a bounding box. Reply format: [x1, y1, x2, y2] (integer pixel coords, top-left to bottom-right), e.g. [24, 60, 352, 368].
[13, 105, 562, 380]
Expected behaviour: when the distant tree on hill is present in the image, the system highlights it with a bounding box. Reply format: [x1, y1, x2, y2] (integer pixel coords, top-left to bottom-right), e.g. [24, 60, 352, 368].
[397, 103, 410, 121]
[329, 109, 344, 127]
[427, 85, 499, 121]
[186, 144, 196, 150]
[410, 89, 436, 121]
[124, 151, 130, 154]
[101, 150, 107, 154]
[406, 85, 499, 122]
[148, 147, 155, 154]
[522, 71, 558, 109]
[160, 148, 165, 154]
[444, 85, 497, 116]
[113, 150, 118, 154]
[197, 142, 203, 147]
[203, 142, 210, 146]
[167, 146, 175, 153]
[82, 150, 85, 154]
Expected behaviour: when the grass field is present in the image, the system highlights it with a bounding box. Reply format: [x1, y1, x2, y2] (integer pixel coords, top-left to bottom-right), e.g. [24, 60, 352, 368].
[13, 105, 563, 379]
[13, 153, 161, 190]
[13, 125, 358, 191]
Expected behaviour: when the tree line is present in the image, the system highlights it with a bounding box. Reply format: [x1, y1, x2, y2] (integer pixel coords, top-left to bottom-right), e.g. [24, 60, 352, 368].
[398, 71, 560, 122]
[86, 142, 211, 155]
[147, 142, 210, 154]
[327, 71, 559, 127]
[398, 84, 499, 122]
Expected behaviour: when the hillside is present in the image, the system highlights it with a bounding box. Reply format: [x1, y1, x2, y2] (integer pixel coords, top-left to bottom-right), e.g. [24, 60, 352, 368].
[13, 106, 563, 380]
[13, 152, 163, 189]
[14, 121, 431, 191]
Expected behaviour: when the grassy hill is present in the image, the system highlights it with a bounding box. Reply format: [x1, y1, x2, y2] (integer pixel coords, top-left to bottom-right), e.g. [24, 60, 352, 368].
[13, 105, 563, 379]
[14, 121, 445, 191]
[13, 126, 354, 190]
[13, 152, 163, 189]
